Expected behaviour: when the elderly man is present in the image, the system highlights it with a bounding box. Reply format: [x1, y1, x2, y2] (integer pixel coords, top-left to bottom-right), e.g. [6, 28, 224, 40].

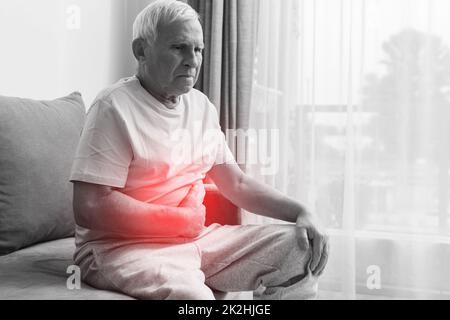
[70, 0, 328, 300]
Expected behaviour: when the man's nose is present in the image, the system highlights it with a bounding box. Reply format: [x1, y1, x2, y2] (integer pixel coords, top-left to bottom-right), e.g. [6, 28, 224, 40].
[183, 49, 200, 68]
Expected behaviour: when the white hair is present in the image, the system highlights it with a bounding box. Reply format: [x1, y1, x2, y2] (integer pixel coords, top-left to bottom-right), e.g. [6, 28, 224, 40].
[133, 0, 200, 45]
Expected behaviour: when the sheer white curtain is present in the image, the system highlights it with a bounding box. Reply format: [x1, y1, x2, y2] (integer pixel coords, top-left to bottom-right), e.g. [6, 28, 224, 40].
[245, 0, 450, 299]
[0, 0, 154, 108]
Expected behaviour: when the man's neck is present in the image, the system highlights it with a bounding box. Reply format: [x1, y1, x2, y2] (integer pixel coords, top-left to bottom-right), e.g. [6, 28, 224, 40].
[136, 74, 180, 109]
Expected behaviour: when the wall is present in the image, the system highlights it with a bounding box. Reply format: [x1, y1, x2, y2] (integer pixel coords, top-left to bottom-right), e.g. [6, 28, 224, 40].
[0, 0, 153, 108]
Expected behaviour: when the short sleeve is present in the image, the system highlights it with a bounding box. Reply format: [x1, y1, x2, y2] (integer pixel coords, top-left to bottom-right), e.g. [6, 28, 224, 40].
[69, 99, 133, 188]
[214, 130, 236, 165]
[207, 101, 236, 166]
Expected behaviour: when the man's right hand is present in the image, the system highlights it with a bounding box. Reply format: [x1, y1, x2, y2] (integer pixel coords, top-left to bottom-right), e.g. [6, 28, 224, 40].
[177, 184, 206, 238]
[73, 181, 206, 238]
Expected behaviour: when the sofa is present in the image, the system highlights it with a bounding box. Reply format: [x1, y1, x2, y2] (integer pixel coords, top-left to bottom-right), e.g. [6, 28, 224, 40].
[0, 92, 246, 300]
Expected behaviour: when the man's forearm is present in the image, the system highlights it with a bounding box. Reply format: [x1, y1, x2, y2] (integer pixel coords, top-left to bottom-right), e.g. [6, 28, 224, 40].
[231, 174, 309, 223]
[78, 190, 186, 237]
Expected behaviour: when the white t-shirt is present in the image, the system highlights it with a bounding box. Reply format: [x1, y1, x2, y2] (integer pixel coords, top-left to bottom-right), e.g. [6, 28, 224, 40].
[70, 76, 235, 245]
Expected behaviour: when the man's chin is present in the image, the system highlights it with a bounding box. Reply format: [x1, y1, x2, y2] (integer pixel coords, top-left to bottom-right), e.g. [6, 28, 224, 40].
[175, 85, 195, 95]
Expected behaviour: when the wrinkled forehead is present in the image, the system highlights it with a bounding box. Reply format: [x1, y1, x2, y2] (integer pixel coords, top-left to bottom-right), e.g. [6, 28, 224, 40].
[157, 18, 204, 44]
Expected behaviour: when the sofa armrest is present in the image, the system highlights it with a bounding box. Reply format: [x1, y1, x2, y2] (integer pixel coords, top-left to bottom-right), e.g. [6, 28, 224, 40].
[203, 184, 239, 226]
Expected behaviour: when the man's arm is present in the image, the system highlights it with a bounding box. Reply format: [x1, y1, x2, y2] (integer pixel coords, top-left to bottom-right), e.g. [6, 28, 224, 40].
[208, 163, 329, 276]
[72, 181, 205, 238]
[207, 163, 307, 222]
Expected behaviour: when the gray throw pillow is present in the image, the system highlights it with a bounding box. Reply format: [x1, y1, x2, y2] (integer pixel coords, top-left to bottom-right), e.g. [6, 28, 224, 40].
[0, 92, 86, 255]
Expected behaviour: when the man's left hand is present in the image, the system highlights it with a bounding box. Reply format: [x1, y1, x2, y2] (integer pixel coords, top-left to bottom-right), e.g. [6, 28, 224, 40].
[295, 214, 330, 277]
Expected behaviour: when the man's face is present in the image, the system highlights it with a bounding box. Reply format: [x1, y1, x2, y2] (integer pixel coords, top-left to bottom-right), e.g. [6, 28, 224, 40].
[143, 19, 204, 97]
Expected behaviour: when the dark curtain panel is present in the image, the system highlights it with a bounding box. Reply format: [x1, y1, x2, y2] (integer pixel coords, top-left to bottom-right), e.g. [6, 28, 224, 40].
[186, 0, 257, 156]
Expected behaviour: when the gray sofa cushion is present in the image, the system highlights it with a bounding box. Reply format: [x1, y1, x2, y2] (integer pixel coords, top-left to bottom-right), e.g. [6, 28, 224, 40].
[0, 238, 132, 299]
[0, 93, 85, 255]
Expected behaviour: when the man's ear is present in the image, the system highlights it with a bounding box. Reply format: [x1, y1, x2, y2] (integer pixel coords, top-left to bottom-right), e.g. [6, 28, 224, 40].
[132, 38, 148, 63]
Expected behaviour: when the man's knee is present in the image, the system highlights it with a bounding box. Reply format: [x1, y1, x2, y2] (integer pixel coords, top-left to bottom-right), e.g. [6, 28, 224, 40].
[268, 225, 314, 276]
[272, 225, 312, 258]
[259, 226, 319, 300]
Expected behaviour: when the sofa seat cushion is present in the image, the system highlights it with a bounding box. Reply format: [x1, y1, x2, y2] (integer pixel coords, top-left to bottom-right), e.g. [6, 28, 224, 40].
[0, 237, 132, 300]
